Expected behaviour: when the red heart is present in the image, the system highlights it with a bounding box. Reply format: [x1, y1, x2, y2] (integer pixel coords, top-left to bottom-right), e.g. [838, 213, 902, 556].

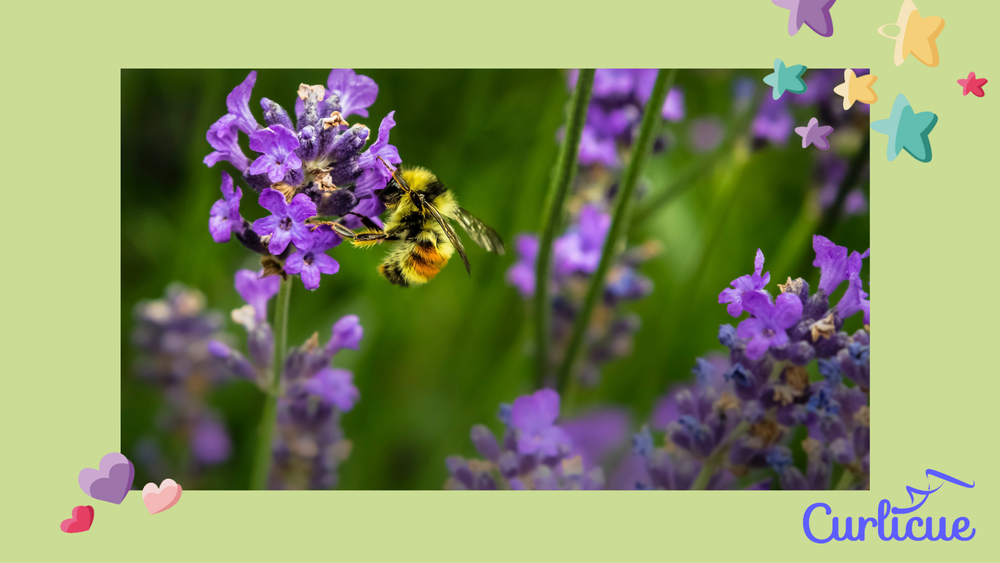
[60, 505, 94, 533]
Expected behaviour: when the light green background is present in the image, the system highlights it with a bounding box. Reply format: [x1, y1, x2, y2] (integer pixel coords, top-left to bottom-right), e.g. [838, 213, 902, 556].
[3, 0, 998, 560]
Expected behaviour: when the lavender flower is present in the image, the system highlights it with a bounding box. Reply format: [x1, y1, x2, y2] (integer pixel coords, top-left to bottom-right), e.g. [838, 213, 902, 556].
[635, 233, 870, 490]
[282, 224, 341, 290]
[203, 69, 404, 290]
[303, 368, 360, 411]
[718, 248, 771, 317]
[444, 390, 604, 490]
[208, 172, 242, 243]
[505, 235, 539, 298]
[234, 269, 280, 323]
[248, 126, 302, 183]
[737, 292, 803, 360]
[753, 96, 794, 145]
[252, 189, 317, 255]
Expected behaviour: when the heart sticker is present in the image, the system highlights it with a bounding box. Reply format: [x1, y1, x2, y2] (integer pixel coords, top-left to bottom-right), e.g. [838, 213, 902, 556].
[142, 479, 183, 514]
[78, 452, 135, 504]
[60, 505, 94, 533]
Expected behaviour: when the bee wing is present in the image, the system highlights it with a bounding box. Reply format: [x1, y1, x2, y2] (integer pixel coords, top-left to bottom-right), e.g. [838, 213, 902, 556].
[452, 207, 506, 255]
[421, 197, 472, 275]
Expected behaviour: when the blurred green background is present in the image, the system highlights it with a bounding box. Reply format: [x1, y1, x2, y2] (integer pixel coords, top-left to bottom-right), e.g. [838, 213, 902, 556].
[121, 69, 869, 490]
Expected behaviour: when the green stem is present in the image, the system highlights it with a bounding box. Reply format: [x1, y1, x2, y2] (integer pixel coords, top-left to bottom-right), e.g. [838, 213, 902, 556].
[249, 275, 293, 490]
[691, 420, 749, 490]
[632, 85, 764, 230]
[534, 69, 594, 389]
[555, 69, 677, 396]
[834, 467, 855, 490]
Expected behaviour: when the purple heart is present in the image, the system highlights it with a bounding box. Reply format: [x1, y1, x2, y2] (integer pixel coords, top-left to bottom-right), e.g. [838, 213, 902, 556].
[78, 453, 135, 504]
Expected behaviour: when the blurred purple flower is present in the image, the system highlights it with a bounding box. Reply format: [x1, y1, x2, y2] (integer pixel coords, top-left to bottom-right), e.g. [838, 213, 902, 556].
[577, 126, 619, 167]
[251, 189, 317, 255]
[326, 315, 364, 355]
[562, 408, 630, 469]
[753, 96, 794, 145]
[737, 292, 803, 360]
[689, 116, 725, 153]
[304, 367, 360, 411]
[234, 269, 280, 322]
[554, 204, 610, 275]
[662, 87, 685, 121]
[249, 125, 303, 183]
[511, 389, 571, 456]
[191, 416, 232, 465]
[719, 248, 771, 317]
[209, 172, 242, 243]
[506, 234, 539, 297]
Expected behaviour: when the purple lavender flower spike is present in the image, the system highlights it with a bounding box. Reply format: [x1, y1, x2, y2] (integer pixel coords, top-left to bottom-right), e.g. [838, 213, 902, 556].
[234, 269, 280, 322]
[248, 125, 303, 183]
[737, 292, 803, 360]
[209, 172, 242, 243]
[251, 189, 317, 255]
[326, 69, 379, 119]
[204, 114, 250, 171]
[207, 340, 257, 381]
[304, 367, 360, 411]
[511, 389, 572, 457]
[554, 204, 610, 275]
[261, 97, 295, 131]
[283, 224, 341, 290]
[355, 111, 401, 197]
[226, 71, 260, 135]
[718, 248, 771, 317]
[326, 315, 363, 355]
[506, 234, 539, 297]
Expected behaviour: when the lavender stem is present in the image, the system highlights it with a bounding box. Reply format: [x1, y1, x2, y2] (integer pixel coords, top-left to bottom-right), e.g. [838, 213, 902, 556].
[555, 69, 676, 397]
[249, 275, 292, 489]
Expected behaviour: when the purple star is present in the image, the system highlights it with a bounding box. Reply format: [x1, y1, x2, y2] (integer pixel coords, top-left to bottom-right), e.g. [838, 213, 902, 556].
[209, 172, 242, 243]
[718, 248, 771, 317]
[795, 118, 835, 150]
[283, 224, 341, 290]
[737, 291, 803, 360]
[772, 0, 836, 38]
[251, 188, 317, 255]
[248, 125, 303, 183]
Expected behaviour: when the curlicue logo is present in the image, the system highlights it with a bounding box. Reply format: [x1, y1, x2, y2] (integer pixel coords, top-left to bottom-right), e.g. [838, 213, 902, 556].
[803, 470, 976, 543]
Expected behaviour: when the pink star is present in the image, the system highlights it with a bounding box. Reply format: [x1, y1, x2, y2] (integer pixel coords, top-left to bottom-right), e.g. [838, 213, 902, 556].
[795, 118, 834, 150]
[958, 72, 987, 97]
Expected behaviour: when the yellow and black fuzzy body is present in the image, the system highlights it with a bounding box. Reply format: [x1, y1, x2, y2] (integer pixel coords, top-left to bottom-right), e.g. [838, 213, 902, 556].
[374, 168, 458, 287]
[333, 165, 505, 287]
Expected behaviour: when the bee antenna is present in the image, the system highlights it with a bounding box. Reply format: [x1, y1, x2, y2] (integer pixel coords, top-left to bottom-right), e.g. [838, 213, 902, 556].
[376, 155, 410, 193]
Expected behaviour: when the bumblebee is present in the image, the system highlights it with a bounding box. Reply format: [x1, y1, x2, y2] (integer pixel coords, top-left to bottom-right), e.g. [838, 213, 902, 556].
[331, 157, 505, 287]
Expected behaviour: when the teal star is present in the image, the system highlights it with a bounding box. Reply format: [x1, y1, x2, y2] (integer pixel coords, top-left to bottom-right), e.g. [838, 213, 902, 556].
[871, 93, 938, 163]
[762, 58, 808, 100]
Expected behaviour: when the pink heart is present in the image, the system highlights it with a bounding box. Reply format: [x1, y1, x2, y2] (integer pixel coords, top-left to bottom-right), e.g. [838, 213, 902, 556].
[141, 479, 183, 514]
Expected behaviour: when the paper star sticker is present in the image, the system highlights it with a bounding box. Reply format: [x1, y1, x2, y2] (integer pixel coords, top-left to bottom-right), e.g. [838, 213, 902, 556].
[795, 118, 834, 150]
[871, 93, 938, 162]
[958, 72, 987, 97]
[877, 0, 945, 67]
[763, 59, 808, 100]
[772, 0, 837, 37]
[833, 69, 878, 110]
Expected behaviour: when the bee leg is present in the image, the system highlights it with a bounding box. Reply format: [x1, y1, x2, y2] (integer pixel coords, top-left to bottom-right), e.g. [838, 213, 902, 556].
[345, 212, 383, 232]
[331, 223, 359, 239]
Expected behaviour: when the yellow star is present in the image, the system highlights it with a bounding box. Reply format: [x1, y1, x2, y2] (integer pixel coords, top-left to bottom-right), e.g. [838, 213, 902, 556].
[833, 69, 879, 110]
[878, 0, 945, 67]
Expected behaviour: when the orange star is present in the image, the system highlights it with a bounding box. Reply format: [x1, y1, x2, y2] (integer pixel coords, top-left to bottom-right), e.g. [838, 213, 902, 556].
[833, 69, 878, 109]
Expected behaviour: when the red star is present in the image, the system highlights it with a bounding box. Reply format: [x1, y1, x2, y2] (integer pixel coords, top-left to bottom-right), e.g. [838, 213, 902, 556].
[958, 72, 988, 97]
